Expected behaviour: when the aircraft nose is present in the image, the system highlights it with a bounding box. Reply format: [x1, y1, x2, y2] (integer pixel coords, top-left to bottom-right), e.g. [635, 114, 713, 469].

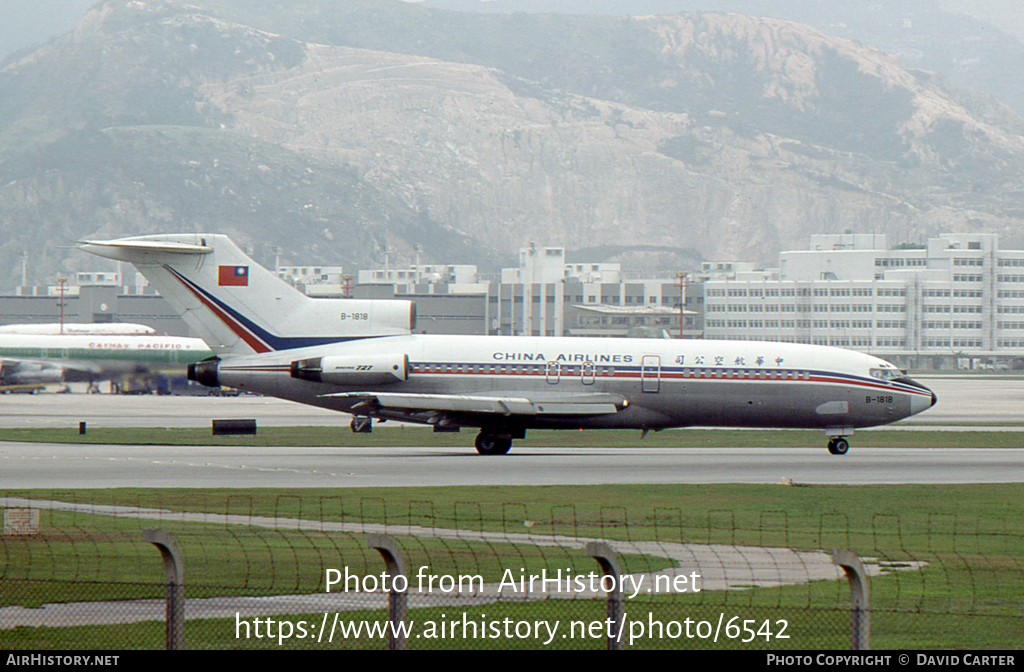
[909, 384, 936, 416]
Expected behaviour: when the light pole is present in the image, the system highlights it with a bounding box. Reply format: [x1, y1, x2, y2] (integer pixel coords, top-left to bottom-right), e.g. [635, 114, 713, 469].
[56, 277, 68, 335]
[675, 273, 688, 338]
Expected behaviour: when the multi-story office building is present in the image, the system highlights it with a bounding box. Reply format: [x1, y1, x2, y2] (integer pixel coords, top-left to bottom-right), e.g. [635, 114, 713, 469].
[703, 232, 1024, 369]
[357, 264, 481, 290]
[351, 263, 490, 336]
[493, 246, 701, 338]
[355, 245, 701, 338]
[277, 265, 346, 297]
[560, 273, 702, 338]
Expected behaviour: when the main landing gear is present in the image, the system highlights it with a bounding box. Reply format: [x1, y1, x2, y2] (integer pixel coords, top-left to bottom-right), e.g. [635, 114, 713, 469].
[827, 437, 850, 456]
[475, 432, 513, 456]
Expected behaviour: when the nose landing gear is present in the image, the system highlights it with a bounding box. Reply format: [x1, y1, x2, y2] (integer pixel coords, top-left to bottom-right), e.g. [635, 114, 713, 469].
[827, 437, 850, 455]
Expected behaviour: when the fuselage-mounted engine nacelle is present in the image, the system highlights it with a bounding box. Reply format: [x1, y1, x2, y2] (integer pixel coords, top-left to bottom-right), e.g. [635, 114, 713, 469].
[188, 359, 221, 388]
[290, 353, 409, 386]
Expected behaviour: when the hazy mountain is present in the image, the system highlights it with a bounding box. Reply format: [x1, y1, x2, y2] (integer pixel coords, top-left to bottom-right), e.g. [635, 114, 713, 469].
[0, 0, 96, 64]
[423, 0, 1024, 116]
[2, 0, 1024, 286]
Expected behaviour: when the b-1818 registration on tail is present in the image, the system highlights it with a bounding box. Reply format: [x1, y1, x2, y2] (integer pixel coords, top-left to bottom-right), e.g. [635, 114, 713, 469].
[80, 234, 936, 455]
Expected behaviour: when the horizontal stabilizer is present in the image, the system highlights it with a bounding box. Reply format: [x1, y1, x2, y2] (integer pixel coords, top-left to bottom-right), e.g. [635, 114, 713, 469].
[77, 239, 213, 259]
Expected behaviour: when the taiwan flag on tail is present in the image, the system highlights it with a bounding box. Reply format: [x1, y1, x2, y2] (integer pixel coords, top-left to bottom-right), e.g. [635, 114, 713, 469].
[218, 265, 249, 286]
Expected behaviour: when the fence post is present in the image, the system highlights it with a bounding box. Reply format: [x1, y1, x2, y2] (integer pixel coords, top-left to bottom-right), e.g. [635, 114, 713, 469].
[586, 541, 625, 650]
[366, 534, 408, 651]
[143, 528, 184, 650]
[831, 548, 870, 650]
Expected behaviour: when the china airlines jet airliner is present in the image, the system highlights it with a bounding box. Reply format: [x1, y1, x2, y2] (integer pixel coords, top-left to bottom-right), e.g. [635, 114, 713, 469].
[80, 234, 936, 455]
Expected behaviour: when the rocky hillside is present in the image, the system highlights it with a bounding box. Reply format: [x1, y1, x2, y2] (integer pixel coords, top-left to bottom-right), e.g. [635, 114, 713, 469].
[2, 0, 1024, 285]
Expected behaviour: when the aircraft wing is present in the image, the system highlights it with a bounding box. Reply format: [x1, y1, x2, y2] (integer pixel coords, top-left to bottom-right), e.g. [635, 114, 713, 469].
[322, 391, 627, 422]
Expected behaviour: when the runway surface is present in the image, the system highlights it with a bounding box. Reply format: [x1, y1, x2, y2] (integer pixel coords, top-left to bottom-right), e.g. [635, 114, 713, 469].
[1, 376, 1022, 488]
[0, 393, 353, 429]
[2, 443, 1022, 488]
[0, 376, 1020, 428]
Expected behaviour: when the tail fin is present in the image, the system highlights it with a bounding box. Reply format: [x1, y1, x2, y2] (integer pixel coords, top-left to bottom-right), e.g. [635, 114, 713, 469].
[79, 234, 414, 356]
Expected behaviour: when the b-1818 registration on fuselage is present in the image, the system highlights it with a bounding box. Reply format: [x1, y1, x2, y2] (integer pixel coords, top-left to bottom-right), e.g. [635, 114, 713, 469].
[80, 234, 935, 455]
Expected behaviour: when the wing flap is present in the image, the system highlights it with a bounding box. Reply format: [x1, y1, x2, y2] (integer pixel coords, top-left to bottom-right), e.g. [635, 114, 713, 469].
[323, 391, 625, 416]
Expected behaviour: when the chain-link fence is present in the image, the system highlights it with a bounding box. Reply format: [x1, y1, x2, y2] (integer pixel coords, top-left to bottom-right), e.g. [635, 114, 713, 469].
[1, 494, 1021, 650]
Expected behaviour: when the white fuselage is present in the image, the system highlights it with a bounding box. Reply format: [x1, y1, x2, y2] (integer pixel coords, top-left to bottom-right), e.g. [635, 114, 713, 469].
[214, 334, 935, 432]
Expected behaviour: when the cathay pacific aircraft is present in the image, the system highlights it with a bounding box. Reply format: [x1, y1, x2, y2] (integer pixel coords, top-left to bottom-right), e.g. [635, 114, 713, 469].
[0, 323, 157, 336]
[80, 234, 936, 454]
[0, 331, 212, 389]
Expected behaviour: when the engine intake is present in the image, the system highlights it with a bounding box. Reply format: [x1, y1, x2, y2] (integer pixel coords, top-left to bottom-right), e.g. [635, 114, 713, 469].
[188, 359, 221, 388]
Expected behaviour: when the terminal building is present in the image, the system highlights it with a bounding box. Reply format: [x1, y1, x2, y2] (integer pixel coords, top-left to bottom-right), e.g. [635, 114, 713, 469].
[703, 232, 1024, 369]
[353, 245, 702, 338]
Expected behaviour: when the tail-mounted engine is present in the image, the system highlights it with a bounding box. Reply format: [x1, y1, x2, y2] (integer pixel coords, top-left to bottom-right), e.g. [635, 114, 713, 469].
[187, 359, 221, 388]
[290, 353, 408, 386]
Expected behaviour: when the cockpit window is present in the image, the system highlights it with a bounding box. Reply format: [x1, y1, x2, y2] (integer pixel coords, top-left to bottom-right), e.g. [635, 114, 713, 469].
[869, 368, 901, 381]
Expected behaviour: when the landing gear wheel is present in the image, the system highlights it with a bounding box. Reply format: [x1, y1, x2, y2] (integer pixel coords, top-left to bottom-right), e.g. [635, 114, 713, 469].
[827, 437, 850, 456]
[475, 433, 512, 455]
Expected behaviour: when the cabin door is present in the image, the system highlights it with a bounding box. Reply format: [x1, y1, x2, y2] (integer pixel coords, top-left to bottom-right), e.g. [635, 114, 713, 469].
[641, 355, 661, 393]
